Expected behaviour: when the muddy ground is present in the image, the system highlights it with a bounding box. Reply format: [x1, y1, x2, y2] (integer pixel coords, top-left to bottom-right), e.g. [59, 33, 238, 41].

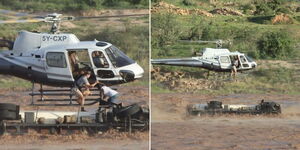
[0, 84, 149, 150]
[151, 93, 300, 150]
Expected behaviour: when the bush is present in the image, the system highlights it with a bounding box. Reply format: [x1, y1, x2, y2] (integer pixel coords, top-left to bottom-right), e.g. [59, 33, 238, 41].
[276, 7, 292, 14]
[182, 0, 196, 6]
[241, 3, 256, 15]
[201, 23, 233, 41]
[255, 3, 274, 15]
[151, 13, 180, 49]
[254, 0, 286, 15]
[257, 31, 294, 59]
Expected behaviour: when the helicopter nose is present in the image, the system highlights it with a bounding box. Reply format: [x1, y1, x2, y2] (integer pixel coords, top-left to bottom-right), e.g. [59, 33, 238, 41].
[118, 63, 144, 82]
[252, 62, 257, 68]
[133, 63, 144, 79]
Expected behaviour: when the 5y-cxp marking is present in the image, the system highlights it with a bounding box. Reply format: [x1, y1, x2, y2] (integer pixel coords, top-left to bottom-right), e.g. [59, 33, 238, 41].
[42, 35, 67, 42]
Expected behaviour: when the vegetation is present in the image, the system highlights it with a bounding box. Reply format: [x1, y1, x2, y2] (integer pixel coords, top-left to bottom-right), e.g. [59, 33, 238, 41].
[151, 0, 300, 95]
[0, 0, 149, 12]
[258, 31, 294, 59]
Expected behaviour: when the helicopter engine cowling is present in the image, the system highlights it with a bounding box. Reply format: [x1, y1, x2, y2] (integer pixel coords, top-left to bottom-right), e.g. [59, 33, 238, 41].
[119, 70, 135, 82]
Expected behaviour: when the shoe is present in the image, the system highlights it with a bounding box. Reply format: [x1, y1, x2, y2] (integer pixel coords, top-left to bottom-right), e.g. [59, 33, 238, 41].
[81, 107, 87, 112]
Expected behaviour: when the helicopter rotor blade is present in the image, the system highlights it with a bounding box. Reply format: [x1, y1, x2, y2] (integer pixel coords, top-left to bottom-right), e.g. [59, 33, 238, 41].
[0, 18, 45, 24]
[178, 40, 223, 43]
[75, 13, 148, 20]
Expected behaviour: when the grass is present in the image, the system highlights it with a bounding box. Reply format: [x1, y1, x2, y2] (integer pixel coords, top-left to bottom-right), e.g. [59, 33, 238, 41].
[151, 66, 300, 95]
[0, 0, 149, 12]
[151, 0, 300, 95]
[0, 76, 31, 90]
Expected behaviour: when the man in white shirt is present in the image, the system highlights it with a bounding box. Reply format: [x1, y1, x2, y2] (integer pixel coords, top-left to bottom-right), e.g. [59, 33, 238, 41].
[100, 85, 120, 105]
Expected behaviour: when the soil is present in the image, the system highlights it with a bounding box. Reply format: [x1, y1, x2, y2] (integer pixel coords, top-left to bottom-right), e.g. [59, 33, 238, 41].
[151, 93, 300, 150]
[272, 14, 293, 24]
[210, 7, 244, 16]
[0, 84, 149, 150]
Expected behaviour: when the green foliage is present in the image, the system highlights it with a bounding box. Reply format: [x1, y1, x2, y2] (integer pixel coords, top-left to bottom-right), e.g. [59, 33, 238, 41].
[152, 13, 180, 56]
[182, 0, 196, 6]
[241, 3, 256, 15]
[255, 3, 274, 15]
[254, 0, 288, 15]
[253, 68, 294, 84]
[201, 22, 233, 41]
[257, 31, 294, 59]
[102, 0, 119, 7]
[0, 0, 148, 12]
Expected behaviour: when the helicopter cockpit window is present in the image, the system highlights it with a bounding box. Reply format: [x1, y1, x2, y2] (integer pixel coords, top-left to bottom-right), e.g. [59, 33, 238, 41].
[92, 51, 109, 68]
[220, 56, 230, 63]
[240, 55, 247, 63]
[105, 45, 135, 68]
[245, 55, 254, 62]
[46, 52, 67, 68]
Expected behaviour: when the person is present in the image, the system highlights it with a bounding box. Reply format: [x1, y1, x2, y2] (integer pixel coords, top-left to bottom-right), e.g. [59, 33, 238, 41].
[92, 51, 105, 68]
[69, 51, 80, 71]
[73, 71, 99, 111]
[231, 56, 239, 79]
[99, 85, 120, 105]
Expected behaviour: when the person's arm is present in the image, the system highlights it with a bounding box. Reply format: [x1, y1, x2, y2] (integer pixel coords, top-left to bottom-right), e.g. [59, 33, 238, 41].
[91, 81, 99, 87]
[85, 81, 99, 88]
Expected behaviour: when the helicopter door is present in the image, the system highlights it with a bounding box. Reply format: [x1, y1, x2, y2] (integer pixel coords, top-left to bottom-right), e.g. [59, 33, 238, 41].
[219, 56, 231, 69]
[68, 50, 93, 80]
[91, 51, 117, 79]
[239, 55, 250, 69]
[45, 52, 74, 82]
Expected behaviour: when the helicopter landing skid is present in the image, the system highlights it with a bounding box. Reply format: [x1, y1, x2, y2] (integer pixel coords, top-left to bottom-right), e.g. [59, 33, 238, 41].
[29, 83, 102, 106]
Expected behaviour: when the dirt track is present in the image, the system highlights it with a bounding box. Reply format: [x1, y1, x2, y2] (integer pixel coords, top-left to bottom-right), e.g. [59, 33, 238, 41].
[151, 93, 300, 150]
[0, 84, 149, 150]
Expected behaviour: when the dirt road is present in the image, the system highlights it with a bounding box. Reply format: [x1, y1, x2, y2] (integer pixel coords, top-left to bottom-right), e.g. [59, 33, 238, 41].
[0, 84, 149, 150]
[152, 93, 300, 150]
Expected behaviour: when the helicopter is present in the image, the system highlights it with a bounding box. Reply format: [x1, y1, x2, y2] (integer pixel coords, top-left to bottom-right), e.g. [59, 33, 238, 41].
[0, 10, 147, 87]
[151, 40, 257, 72]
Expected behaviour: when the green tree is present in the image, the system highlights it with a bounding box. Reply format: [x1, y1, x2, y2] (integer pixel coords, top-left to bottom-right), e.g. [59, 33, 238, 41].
[151, 13, 180, 49]
[257, 31, 294, 59]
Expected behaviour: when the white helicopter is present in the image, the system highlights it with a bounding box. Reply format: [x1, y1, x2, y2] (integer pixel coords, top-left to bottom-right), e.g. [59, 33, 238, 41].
[151, 40, 257, 72]
[0, 11, 146, 87]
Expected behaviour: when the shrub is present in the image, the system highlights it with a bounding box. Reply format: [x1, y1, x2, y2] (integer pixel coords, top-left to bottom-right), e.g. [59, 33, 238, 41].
[182, 0, 196, 6]
[257, 31, 294, 59]
[151, 13, 180, 49]
[254, 0, 286, 15]
[276, 7, 292, 14]
[241, 3, 256, 15]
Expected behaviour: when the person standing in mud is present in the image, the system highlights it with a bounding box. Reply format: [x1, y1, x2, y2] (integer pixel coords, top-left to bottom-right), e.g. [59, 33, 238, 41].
[231, 56, 239, 79]
[73, 71, 99, 111]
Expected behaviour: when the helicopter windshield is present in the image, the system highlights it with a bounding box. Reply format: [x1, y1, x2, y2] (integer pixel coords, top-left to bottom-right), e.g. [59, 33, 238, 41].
[245, 55, 254, 62]
[105, 45, 135, 68]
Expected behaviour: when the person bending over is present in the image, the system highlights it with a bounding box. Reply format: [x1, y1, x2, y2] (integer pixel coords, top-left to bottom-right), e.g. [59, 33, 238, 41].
[73, 71, 99, 111]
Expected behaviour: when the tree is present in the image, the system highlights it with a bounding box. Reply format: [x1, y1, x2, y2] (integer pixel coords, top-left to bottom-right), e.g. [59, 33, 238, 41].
[258, 31, 294, 59]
